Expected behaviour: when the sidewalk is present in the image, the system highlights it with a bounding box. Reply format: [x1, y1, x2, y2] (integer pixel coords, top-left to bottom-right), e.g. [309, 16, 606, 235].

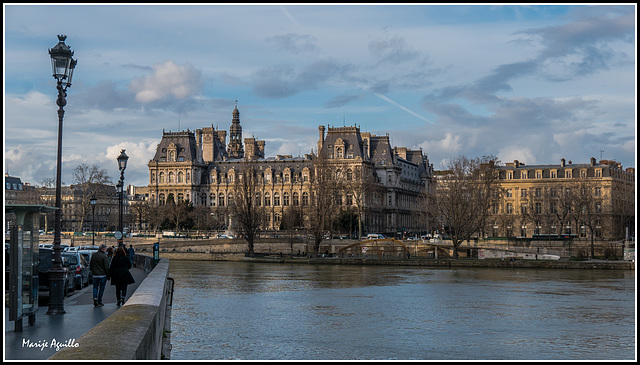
[4, 267, 147, 360]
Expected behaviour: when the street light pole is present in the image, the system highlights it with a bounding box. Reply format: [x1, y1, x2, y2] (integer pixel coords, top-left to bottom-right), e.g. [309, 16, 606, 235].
[47, 35, 77, 315]
[91, 195, 97, 246]
[117, 150, 128, 248]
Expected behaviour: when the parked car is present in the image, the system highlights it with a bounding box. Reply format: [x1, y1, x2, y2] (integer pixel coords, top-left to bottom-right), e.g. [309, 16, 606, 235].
[39, 248, 75, 297]
[79, 245, 100, 252]
[78, 251, 94, 281]
[61, 251, 91, 289]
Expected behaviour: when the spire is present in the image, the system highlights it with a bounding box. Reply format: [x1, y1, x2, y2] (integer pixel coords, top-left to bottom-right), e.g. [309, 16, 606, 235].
[228, 100, 244, 158]
[232, 99, 240, 123]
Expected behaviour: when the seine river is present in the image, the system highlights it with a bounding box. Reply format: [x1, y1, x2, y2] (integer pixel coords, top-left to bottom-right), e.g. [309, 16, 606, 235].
[168, 261, 635, 360]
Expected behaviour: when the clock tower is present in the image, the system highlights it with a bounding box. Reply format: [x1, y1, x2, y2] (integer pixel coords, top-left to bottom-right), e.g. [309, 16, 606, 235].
[228, 102, 244, 159]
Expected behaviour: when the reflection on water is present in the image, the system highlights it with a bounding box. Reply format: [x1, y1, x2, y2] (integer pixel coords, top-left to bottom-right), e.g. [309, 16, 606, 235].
[169, 261, 635, 360]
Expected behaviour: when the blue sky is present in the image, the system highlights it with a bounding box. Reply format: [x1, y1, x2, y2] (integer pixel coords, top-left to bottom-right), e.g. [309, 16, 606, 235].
[4, 4, 636, 187]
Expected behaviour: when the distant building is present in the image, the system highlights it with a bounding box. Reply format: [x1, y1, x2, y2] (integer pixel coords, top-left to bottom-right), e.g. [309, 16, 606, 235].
[488, 158, 635, 240]
[147, 105, 434, 235]
[38, 183, 125, 234]
[4, 173, 40, 230]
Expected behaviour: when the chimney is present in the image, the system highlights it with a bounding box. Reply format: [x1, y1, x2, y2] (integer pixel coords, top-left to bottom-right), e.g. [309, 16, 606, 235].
[318, 125, 326, 153]
[514, 160, 520, 168]
[561, 158, 566, 167]
[590, 157, 596, 166]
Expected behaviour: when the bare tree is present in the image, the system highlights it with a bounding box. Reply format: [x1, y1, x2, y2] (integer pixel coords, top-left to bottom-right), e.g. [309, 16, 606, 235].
[163, 193, 191, 232]
[129, 200, 150, 233]
[305, 153, 341, 256]
[281, 206, 304, 256]
[346, 163, 378, 238]
[428, 155, 501, 259]
[552, 185, 574, 237]
[610, 177, 635, 241]
[229, 160, 264, 256]
[72, 163, 113, 232]
[573, 180, 603, 258]
[146, 204, 164, 235]
[191, 205, 212, 236]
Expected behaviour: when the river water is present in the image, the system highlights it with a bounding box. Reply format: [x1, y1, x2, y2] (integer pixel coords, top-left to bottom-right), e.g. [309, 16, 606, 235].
[168, 261, 635, 360]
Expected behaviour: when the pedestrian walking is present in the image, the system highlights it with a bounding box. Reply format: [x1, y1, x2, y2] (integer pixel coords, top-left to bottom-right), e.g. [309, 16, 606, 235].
[108, 246, 136, 306]
[90, 244, 109, 307]
[107, 246, 114, 265]
[127, 244, 135, 266]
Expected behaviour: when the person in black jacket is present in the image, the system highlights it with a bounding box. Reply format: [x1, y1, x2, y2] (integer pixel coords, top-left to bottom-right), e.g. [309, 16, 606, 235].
[108, 246, 135, 306]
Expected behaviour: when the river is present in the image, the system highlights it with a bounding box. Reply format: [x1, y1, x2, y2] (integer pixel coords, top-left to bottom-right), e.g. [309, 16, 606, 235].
[168, 261, 635, 360]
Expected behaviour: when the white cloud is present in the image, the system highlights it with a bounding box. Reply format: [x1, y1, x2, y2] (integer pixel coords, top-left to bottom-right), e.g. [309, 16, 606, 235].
[129, 61, 204, 103]
[497, 146, 537, 165]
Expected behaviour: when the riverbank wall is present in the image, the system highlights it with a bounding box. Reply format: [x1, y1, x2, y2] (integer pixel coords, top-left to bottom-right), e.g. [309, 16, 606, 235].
[154, 251, 634, 270]
[50, 258, 174, 360]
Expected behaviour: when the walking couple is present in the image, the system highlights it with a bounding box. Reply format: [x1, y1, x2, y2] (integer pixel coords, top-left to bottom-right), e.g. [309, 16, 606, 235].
[89, 244, 135, 307]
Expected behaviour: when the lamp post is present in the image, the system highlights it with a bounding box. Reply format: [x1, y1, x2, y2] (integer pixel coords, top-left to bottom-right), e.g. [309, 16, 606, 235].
[47, 35, 77, 315]
[117, 149, 128, 248]
[91, 195, 97, 246]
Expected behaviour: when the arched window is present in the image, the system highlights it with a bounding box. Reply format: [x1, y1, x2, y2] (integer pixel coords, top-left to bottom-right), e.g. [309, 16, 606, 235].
[283, 192, 289, 206]
[159, 172, 165, 183]
[218, 193, 225, 207]
[274, 193, 280, 206]
[302, 192, 309, 206]
[264, 193, 271, 206]
[169, 172, 175, 183]
[178, 171, 184, 183]
[293, 192, 299, 206]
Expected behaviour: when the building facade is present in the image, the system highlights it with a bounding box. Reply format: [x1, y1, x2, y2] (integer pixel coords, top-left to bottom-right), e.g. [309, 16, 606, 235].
[488, 158, 635, 240]
[147, 106, 434, 235]
[4, 173, 126, 235]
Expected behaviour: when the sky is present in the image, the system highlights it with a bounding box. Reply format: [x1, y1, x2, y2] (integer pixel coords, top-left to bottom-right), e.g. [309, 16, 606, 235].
[4, 4, 637, 187]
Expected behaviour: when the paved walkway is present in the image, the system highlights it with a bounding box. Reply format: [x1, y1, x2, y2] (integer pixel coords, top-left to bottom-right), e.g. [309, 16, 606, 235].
[4, 267, 147, 360]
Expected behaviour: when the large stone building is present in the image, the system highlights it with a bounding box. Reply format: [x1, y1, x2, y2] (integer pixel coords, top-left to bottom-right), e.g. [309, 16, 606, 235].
[488, 158, 635, 240]
[147, 105, 434, 235]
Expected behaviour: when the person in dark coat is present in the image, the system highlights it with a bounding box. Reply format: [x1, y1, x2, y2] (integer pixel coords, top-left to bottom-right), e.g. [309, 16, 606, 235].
[108, 246, 135, 306]
[127, 244, 135, 267]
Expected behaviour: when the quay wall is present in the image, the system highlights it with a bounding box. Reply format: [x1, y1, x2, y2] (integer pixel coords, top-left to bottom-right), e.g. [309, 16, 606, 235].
[156, 251, 634, 270]
[50, 258, 173, 360]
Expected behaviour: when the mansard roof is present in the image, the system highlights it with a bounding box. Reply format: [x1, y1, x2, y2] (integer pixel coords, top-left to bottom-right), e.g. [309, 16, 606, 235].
[321, 126, 365, 158]
[369, 135, 395, 166]
[151, 130, 199, 163]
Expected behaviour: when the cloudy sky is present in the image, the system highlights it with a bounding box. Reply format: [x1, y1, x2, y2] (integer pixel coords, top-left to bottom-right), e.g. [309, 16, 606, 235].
[4, 4, 636, 187]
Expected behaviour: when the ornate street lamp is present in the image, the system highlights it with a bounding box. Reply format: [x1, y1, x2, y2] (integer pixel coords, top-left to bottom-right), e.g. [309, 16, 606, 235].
[47, 35, 77, 315]
[91, 195, 97, 246]
[117, 149, 128, 247]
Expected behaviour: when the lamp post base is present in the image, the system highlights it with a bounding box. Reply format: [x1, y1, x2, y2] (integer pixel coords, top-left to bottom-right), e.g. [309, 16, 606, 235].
[46, 269, 66, 315]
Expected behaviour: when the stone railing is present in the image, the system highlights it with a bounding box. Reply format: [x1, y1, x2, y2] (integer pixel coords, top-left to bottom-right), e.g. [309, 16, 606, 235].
[50, 257, 173, 360]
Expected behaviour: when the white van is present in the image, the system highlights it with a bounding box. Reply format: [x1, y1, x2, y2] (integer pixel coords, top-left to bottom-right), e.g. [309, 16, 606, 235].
[366, 233, 385, 239]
